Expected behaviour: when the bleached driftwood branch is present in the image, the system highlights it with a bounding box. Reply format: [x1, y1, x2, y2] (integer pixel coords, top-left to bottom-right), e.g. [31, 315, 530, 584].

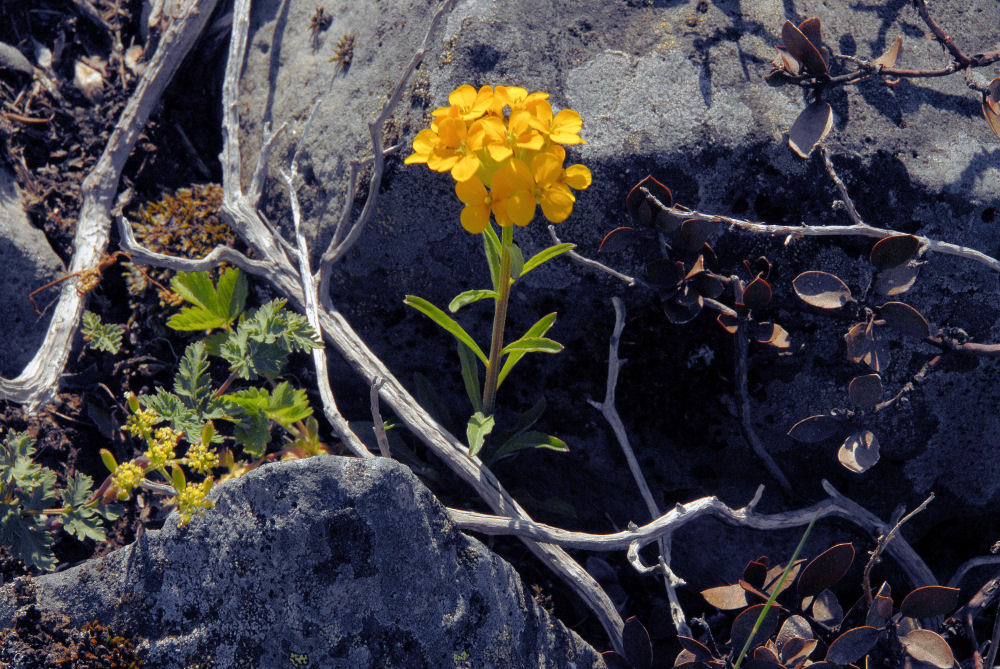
[448, 478, 938, 592]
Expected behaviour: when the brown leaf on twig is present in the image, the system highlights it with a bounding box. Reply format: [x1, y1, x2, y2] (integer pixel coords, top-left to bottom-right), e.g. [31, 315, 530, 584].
[789, 101, 833, 158]
[838, 430, 880, 473]
[874, 36, 903, 68]
[869, 234, 920, 269]
[781, 20, 828, 75]
[878, 302, 930, 339]
[845, 322, 890, 372]
[848, 374, 882, 408]
[793, 270, 852, 308]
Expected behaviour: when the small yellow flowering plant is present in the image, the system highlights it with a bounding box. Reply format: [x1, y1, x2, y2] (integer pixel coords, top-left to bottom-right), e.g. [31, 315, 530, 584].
[403, 84, 592, 459]
[99, 268, 331, 526]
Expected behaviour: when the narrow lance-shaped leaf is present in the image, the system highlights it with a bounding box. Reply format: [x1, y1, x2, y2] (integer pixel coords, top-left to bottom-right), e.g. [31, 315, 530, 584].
[449, 289, 499, 312]
[521, 243, 575, 276]
[502, 336, 563, 355]
[498, 312, 557, 387]
[404, 295, 488, 364]
[482, 224, 501, 291]
[457, 342, 483, 413]
[490, 431, 568, 463]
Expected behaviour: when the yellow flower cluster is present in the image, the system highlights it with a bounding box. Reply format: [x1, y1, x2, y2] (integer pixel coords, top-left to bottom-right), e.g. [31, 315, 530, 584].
[405, 84, 592, 233]
[173, 479, 214, 525]
[112, 461, 145, 501]
[124, 407, 160, 441]
[185, 440, 220, 475]
[144, 427, 179, 468]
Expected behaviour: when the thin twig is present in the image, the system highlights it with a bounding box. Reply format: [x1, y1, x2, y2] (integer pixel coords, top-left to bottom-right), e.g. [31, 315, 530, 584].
[641, 188, 1000, 274]
[369, 377, 391, 457]
[818, 146, 863, 226]
[734, 315, 793, 492]
[587, 297, 691, 635]
[548, 225, 638, 286]
[863, 494, 935, 606]
[280, 128, 372, 459]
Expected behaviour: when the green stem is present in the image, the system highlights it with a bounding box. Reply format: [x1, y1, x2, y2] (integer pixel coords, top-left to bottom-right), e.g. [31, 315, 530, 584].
[482, 225, 514, 415]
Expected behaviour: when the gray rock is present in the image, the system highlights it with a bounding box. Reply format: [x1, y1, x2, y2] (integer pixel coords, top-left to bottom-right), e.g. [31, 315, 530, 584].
[0, 165, 64, 378]
[0, 456, 604, 668]
[235, 0, 999, 582]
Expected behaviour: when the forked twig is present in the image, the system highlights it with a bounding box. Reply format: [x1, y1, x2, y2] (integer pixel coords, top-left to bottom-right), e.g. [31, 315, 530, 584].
[588, 297, 691, 635]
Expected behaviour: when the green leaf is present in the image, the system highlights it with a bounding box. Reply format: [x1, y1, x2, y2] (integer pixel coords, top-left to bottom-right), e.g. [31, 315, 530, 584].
[3, 514, 56, 571]
[498, 313, 557, 387]
[501, 336, 563, 355]
[482, 224, 501, 291]
[168, 269, 249, 332]
[223, 382, 313, 428]
[490, 431, 568, 463]
[449, 289, 499, 312]
[81, 311, 124, 354]
[466, 411, 495, 458]
[507, 241, 525, 280]
[233, 411, 271, 457]
[457, 343, 483, 412]
[219, 300, 321, 381]
[216, 267, 248, 323]
[175, 342, 213, 414]
[171, 465, 186, 492]
[521, 243, 575, 277]
[507, 398, 547, 438]
[404, 295, 488, 364]
[141, 389, 205, 441]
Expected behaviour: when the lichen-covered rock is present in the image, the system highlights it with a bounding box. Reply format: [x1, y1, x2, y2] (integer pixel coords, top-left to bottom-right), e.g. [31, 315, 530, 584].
[0, 456, 604, 668]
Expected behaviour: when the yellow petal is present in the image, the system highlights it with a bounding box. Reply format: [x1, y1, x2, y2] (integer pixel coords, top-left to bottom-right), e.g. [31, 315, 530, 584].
[531, 152, 562, 187]
[449, 84, 477, 108]
[550, 109, 584, 144]
[564, 164, 592, 190]
[486, 143, 513, 162]
[427, 150, 458, 172]
[507, 191, 537, 226]
[403, 151, 428, 165]
[451, 153, 481, 182]
[455, 177, 488, 205]
[461, 204, 490, 233]
[541, 185, 575, 223]
[436, 117, 467, 147]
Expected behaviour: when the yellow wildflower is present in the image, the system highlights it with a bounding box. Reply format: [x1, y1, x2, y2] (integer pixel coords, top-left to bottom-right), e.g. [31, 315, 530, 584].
[173, 479, 214, 526]
[527, 99, 585, 145]
[491, 159, 537, 227]
[455, 177, 493, 234]
[112, 461, 145, 501]
[531, 146, 592, 223]
[145, 426, 179, 468]
[185, 441, 220, 475]
[124, 407, 160, 441]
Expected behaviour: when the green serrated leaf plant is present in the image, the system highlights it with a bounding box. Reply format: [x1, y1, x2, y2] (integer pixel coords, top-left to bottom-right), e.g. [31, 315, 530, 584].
[81, 310, 125, 354]
[0, 430, 120, 572]
[402, 84, 591, 459]
[105, 268, 327, 527]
